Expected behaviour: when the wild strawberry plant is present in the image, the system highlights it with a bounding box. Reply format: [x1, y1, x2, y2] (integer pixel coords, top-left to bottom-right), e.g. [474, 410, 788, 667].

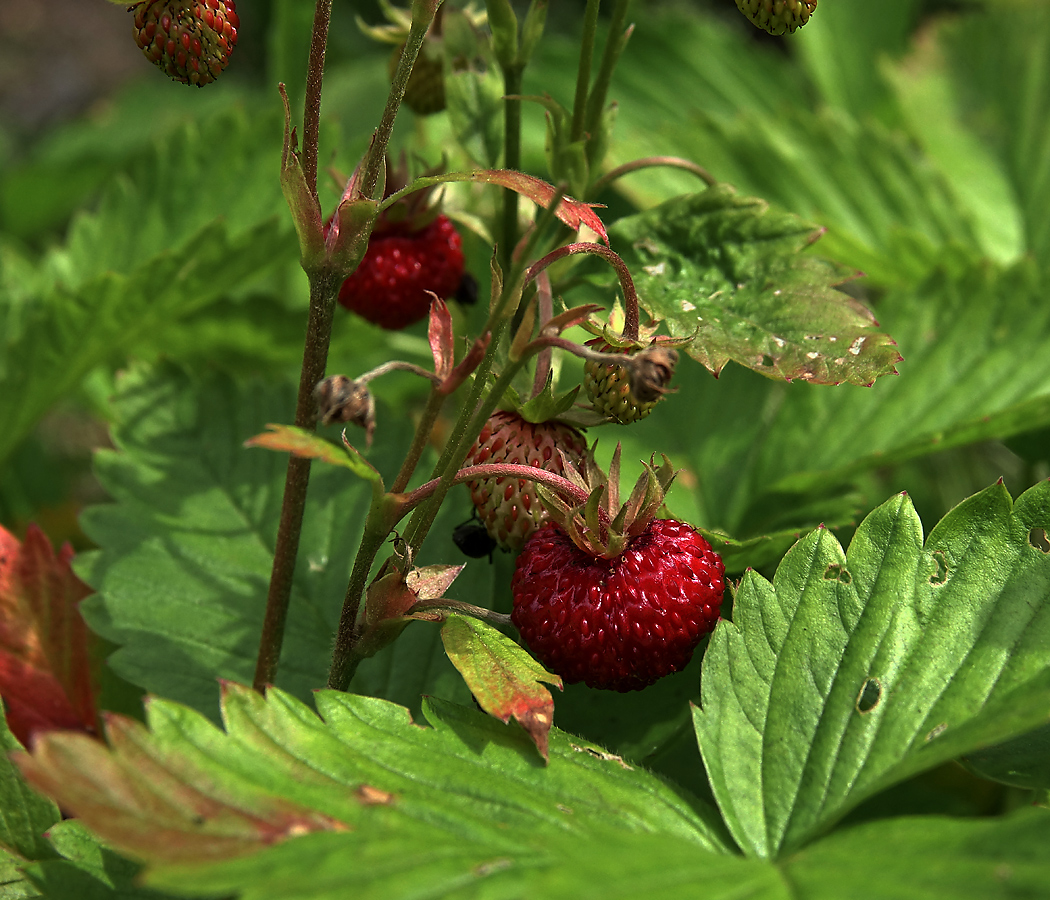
[1, 0, 1050, 897]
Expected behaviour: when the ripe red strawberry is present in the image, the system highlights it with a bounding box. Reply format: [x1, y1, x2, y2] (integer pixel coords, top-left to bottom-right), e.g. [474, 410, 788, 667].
[510, 449, 724, 691]
[512, 520, 724, 691]
[465, 411, 588, 552]
[338, 214, 464, 331]
[131, 0, 238, 86]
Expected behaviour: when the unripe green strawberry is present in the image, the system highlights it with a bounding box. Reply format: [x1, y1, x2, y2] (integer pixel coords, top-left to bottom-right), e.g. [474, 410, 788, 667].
[584, 339, 658, 424]
[131, 0, 238, 86]
[735, 0, 816, 35]
[465, 412, 588, 552]
[390, 43, 446, 116]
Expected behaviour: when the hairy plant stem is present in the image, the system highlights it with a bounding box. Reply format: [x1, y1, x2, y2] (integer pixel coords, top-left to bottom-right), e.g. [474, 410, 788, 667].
[326, 518, 390, 691]
[583, 0, 631, 138]
[253, 0, 335, 694]
[301, 0, 332, 202]
[254, 268, 340, 692]
[257, 0, 436, 692]
[360, 6, 439, 199]
[390, 388, 446, 493]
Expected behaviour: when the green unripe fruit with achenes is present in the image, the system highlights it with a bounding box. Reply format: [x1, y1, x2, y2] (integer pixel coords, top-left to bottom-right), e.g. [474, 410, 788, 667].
[735, 0, 816, 36]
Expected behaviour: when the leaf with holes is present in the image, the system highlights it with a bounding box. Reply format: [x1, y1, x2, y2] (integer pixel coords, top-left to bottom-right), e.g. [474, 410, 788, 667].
[694, 480, 1050, 859]
[12, 683, 734, 897]
[608, 186, 902, 385]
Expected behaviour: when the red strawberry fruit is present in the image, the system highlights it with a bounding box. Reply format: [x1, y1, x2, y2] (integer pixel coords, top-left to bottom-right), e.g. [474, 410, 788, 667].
[466, 411, 588, 552]
[130, 0, 238, 86]
[338, 214, 464, 330]
[511, 451, 724, 691]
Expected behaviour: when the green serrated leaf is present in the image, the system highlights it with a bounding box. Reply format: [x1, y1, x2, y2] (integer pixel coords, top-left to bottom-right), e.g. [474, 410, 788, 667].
[74, 363, 379, 718]
[0, 108, 293, 467]
[13, 684, 734, 898]
[695, 482, 1050, 858]
[609, 187, 902, 386]
[0, 704, 59, 864]
[784, 807, 1050, 899]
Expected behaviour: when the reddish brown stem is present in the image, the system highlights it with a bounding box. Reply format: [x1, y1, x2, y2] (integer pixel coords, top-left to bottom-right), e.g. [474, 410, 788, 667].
[525, 242, 640, 340]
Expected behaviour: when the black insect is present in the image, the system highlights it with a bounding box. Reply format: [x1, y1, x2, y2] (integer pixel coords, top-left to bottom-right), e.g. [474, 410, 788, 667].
[452, 515, 497, 561]
[454, 272, 479, 307]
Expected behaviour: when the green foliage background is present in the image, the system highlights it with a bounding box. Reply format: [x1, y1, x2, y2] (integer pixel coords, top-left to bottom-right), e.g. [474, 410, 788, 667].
[2, 0, 1050, 897]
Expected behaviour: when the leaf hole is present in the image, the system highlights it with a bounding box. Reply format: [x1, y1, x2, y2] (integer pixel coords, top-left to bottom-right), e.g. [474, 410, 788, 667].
[855, 677, 881, 714]
[929, 550, 949, 585]
[1029, 527, 1050, 553]
[824, 563, 851, 584]
[925, 722, 948, 742]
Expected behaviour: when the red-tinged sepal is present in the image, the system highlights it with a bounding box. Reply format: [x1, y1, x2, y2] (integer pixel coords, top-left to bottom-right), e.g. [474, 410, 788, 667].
[356, 564, 466, 658]
[428, 297, 455, 381]
[0, 524, 99, 747]
[440, 613, 561, 762]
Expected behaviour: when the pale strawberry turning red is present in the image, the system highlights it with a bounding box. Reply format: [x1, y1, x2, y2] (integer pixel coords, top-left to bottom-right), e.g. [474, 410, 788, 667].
[338, 214, 464, 331]
[465, 411, 588, 552]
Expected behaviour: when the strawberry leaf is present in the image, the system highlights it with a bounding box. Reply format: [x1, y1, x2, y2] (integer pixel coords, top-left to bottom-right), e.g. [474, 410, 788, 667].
[13, 683, 733, 896]
[783, 808, 1050, 898]
[440, 613, 562, 761]
[75, 363, 378, 719]
[960, 722, 1050, 792]
[0, 109, 293, 468]
[608, 186, 901, 386]
[0, 524, 98, 746]
[694, 480, 1050, 859]
[245, 425, 382, 483]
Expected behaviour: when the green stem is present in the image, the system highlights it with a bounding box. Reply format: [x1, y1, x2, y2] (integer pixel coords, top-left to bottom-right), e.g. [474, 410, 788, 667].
[572, 0, 601, 142]
[326, 517, 390, 690]
[253, 0, 338, 693]
[390, 388, 446, 493]
[500, 63, 524, 276]
[360, 3, 440, 200]
[584, 0, 630, 140]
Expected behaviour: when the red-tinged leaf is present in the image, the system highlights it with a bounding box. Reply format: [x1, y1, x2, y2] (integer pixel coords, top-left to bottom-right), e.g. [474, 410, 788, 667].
[245, 425, 381, 482]
[397, 170, 608, 243]
[428, 297, 455, 381]
[0, 524, 97, 746]
[13, 711, 346, 865]
[465, 170, 608, 243]
[440, 613, 562, 762]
